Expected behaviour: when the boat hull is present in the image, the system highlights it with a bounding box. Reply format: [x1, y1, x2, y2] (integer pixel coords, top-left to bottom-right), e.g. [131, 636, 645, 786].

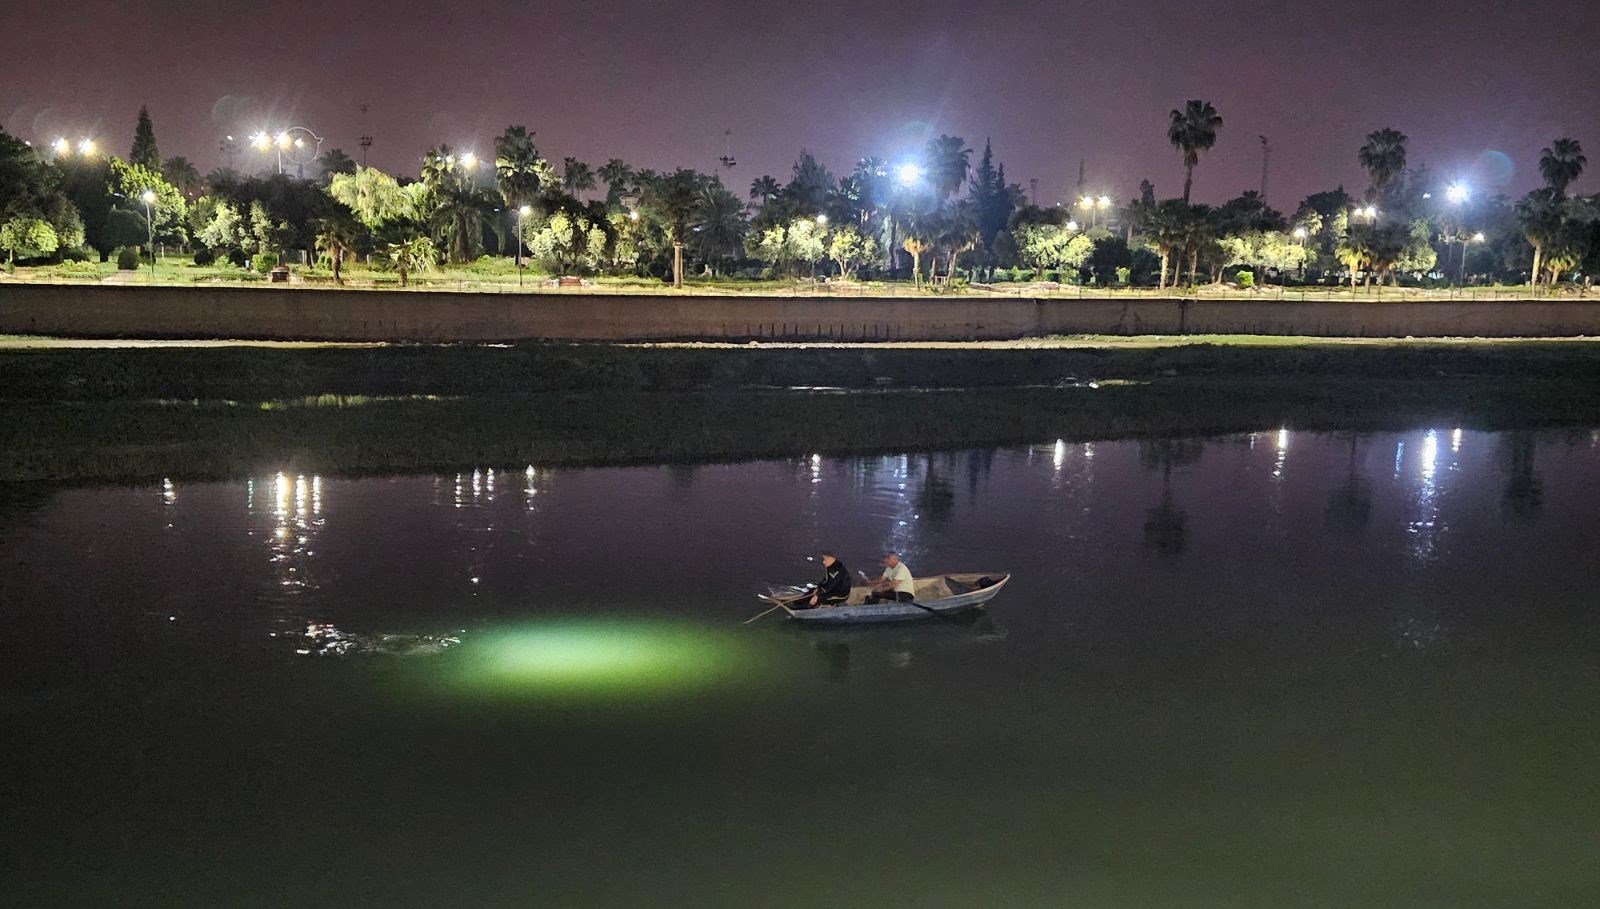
[778, 573, 1010, 625]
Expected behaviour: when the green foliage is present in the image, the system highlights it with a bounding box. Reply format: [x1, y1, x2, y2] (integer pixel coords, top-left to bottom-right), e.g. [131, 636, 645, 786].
[1116, 266, 1132, 285]
[328, 166, 424, 230]
[1236, 269, 1254, 288]
[0, 217, 59, 267]
[1014, 222, 1093, 273]
[525, 207, 610, 274]
[107, 157, 187, 244]
[251, 251, 278, 274]
[101, 208, 148, 250]
[826, 224, 880, 280]
[193, 247, 216, 266]
[375, 234, 438, 286]
[115, 246, 141, 270]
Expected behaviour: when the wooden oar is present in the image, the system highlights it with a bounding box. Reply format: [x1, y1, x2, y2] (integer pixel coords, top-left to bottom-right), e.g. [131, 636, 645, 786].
[740, 603, 786, 625]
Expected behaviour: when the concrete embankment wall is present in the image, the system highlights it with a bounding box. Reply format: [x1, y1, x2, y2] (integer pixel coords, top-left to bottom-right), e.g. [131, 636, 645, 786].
[4, 283, 1600, 341]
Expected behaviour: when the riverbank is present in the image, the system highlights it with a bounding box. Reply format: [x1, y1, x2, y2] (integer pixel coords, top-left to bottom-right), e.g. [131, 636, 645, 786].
[4, 339, 1600, 484]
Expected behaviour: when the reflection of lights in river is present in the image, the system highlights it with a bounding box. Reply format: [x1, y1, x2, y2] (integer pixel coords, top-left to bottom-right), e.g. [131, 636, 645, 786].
[161, 478, 176, 505]
[254, 471, 327, 593]
[810, 453, 822, 484]
[1420, 430, 1439, 482]
[1451, 428, 1463, 453]
[1052, 439, 1066, 471]
[1272, 428, 1290, 479]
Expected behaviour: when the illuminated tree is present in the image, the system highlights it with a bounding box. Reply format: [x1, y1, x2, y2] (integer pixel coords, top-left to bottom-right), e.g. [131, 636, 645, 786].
[0, 217, 58, 269]
[826, 223, 879, 280]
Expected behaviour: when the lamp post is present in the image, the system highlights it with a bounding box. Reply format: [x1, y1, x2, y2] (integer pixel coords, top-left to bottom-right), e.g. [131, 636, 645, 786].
[1096, 194, 1112, 231]
[1444, 182, 1470, 284]
[1293, 226, 1309, 281]
[140, 189, 158, 280]
[516, 204, 532, 286]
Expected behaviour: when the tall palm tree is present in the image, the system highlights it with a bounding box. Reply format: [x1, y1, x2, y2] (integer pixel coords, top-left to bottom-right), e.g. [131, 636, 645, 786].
[642, 170, 704, 288]
[1167, 100, 1223, 204]
[598, 158, 634, 205]
[690, 184, 750, 274]
[493, 126, 544, 209]
[1538, 138, 1586, 197]
[562, 157, 596, 197]
[432, 184, 496, 264]
[748, 175, 781, 205]
[924, 135, 972, 201]
[1357, 128, 1408, 199]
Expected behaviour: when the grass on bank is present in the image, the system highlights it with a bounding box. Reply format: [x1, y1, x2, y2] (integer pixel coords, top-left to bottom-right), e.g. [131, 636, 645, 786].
[6, 338, 1600, 404]
[1, 261, 1585, 299]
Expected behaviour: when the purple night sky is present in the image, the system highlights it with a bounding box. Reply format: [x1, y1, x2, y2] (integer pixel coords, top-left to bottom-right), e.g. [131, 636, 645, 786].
[4, 0, 1595, 206]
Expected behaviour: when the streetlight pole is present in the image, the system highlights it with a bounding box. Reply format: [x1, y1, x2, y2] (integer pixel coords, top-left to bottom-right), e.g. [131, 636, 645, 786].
[516, 205, 532, 288]
[141, 189, 158, 281]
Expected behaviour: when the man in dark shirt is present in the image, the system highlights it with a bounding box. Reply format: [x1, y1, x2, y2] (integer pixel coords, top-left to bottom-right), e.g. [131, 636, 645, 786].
[806, 552, 852, 608]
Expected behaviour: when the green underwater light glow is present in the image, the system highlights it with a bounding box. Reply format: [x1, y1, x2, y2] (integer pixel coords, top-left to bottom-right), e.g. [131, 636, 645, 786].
[449, 618, 768, 699]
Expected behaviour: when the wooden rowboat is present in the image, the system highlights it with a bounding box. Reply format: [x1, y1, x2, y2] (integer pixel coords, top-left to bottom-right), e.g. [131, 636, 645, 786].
[759, 573, 1011, 625]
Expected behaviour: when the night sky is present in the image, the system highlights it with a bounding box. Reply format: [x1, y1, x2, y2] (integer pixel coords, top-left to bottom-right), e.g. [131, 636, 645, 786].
[4, 0, 1595, 206]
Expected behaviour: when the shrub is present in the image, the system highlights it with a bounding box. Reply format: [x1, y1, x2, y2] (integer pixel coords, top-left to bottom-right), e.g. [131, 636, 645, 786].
[60, 246, 92, 264]
[226, 248, 248, 268]
[193, 247, 217, 267]
[115, 247, 141, 270]
[1116, 266, 1131, 285]
[251, 252, 278, 274]
[1236, 269, 1255, 288]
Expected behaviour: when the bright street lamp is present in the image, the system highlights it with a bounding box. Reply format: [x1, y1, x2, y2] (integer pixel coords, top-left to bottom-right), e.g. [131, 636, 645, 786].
[894, 163, 922, 187]
[52, 137, 70, 156]
[140, 189, 158, 280]
[1293, 226, 1308, 240]
[1065, 219, 1080, 232]
[1445, 182, 1470, 205]
[815, 213, 828, 226]
[460, 152, 478, 170]
[77, 138, 96, 156]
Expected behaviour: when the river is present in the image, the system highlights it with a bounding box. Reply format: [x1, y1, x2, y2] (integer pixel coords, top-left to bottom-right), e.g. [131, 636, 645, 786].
[3, 428, 1598, 907]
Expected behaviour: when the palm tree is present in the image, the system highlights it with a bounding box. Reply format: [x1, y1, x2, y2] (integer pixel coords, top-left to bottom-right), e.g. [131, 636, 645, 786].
[1147, 199, 1193, 289]
[1167, 100, 1223, 204]
[161, 156, 201, 197]
[924, 135, 972, 201]
[1357, 128, 1408, 199]
[690, 184, 750, 274]
[936, 202, 980, 280]
[432, 185, 496, 264]
[899, 212, 935, 289]
[1539, 138, 1586, 197]
[1515, 188, 1563, 288]
[493, 126, 544, 210]
[313, 213, 360, 284]
[598, 158, 634, 205]
[562, 157, 596, 197]
[642, 170, 704, 288]
[748, 175, 781, 206]
[377, 233, 437, 287]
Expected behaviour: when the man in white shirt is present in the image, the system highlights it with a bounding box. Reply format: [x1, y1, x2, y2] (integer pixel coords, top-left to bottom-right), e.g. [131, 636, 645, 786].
[866, 552, 915, 603]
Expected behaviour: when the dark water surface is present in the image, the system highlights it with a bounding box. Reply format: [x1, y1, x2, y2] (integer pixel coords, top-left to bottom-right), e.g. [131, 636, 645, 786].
[4, 429, 1599, 907]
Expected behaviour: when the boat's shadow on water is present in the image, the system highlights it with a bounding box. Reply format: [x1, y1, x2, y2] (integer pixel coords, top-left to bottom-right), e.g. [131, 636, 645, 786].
[773, 610, 1008, 682]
